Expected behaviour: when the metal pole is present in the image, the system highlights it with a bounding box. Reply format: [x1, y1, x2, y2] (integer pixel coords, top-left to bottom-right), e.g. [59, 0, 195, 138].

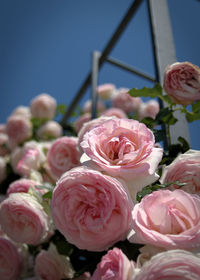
[91, 51, 100, 119]
[60, 0, 143, 126]
[148, 0, 190, 145]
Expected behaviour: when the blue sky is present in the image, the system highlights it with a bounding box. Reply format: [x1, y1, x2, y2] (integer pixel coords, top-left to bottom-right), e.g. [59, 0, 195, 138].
[0, 0, 199, 148]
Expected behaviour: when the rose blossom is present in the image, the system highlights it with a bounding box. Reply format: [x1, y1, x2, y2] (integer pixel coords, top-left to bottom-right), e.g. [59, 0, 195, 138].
[134, 249, 200, 280]
[112, 88, 142, 113]
[0, 124, 6, 133]
[138, 100, 160, 120]
[34, 243, 74, 280]
[30, 93, 57, 119]
[6, 114, 32, 147]
[47, 136, 80, 181]
[160, 149, 200, 195]
[91, 247, 137, 280]
[80, 118, 163, 200]
[101, 107, 128, 119]
[163, 61, 200, 105]
[77, 116, 115, 154]
[0, 133, 9, 156]
[7, 178, 43, 196]
[51, 166, 134, 251]
[74, 113, 91, 133]
[11, 106, 31, 119]
[36, 120, 63, 140]
[0, 192, 50, 245]
[129, 189, 200, 250]
[72, 272, 91, 280]
[0, 237, 23, 280]
[96, 83, 116, 100]
[83, 99, 106, 114]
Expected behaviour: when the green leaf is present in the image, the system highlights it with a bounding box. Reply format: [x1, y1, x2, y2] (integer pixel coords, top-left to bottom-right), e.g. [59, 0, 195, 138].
[54, 240, 74, 256]
[178, 136, 190, 152]
[153, 129, 166, 142]
[192, 101, 200, 113]
[56, 104, 67, 115]
[155, 107, 178, 125]
[42, 191, 52, 199]
[185, 111, 200, 122]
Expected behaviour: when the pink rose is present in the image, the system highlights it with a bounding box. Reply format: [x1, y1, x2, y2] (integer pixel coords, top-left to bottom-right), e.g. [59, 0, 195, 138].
[6, 115, 32, 147]
[7, 178, 43, 196]
[135, 249, 200, 280]
[138, 100, 160, 120]
[30, 93, 57, 119]
[96, 83, 116, 100]
[36, 120, 63, 140]
[112, 88, 142, 113]
[0, 193, 50, 245]
[0, 124, 6, 133]
[34, 243, 74, 280]
[10, 147, 23, 173]
[0, 157, 6, 183]
[51, 166, 134, 251]
[0, 237, 23, 280]
[83, 99, 106, 114]
[160, 149, 200, 195]
[72, 272, 91, 280]
[47, 136, 80, 181]
[11, 106, 31, 119]
[101, 107, 128, 119]
[74, 113, 91, 133]
[163, 61, 200, 105]
[129, 189, 200, 250]
[80, 118, 163, 199]
[77, 116, 114, 154]
[91, 248, 136, 280]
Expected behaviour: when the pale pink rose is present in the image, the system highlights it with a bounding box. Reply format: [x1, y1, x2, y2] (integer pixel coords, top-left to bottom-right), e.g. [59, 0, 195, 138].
[163, 61, 200, 105]
[136, 244, 165, 268]
[112, 88, 142, 113]
[74, 113, 91, 133]
[6, 115, 32, 147]
[51, 166, 134, 251]
[47, 136, 80, 180]
[134, 249, 200, 280]
[101, 107, 128, 119]
[36, 120, 63, 140]
[80, 118, 163, 200]
[83, 99, 106, 114]
[0, 237, 23, 280]
[30, 93, 57, 119]
[91, 247, 136, 280]
[0, 156, 6, 183]
[0, 124, 6, 133]
[0, 193, 50, 245]
[10, 147, 23, 173]
[138, 100, 160, 120]
[0, 133, 9, 156]
[160, 149, 200, 195]
[96, 83, 116, 100]
[7, 178, 43, 196]
[11, 106, 31, 119]
[77, 116, 114, 154]
[129, 189, 200, 250]
[34, 243, 74, 280]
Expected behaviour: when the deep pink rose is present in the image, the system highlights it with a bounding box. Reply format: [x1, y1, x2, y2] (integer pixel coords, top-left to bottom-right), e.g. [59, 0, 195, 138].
[36, 120, 63, 140]
[129, 189, 200, 250]
[0, 193, 50, 245]
[51, 166, 134, 251]
[135, 249, 200, 280]
[47, 136, 80, 181]
[163, 61, 200, 105]
[97, 83, 116, 100]
[80, 118, 163, 199]
[34, 243, 74, 280]
[6, 115, 32, 147]
[30, 93, 57, 119]
[7, 178, 43, 196]
[138, 100, 160, 120]
[101, 107, 128, 119]
[91, 248, 136, 280]
[112, 88, 142, 113]
[0, 237, 23, 280]
[160, 149, 200, 195]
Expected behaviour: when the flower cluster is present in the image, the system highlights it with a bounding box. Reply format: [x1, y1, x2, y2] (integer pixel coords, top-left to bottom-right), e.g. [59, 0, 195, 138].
[0, 61, 200, 279]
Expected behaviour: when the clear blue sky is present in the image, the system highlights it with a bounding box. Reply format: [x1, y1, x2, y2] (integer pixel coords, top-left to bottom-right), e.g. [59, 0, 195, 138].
[0, 0, 199, 148]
